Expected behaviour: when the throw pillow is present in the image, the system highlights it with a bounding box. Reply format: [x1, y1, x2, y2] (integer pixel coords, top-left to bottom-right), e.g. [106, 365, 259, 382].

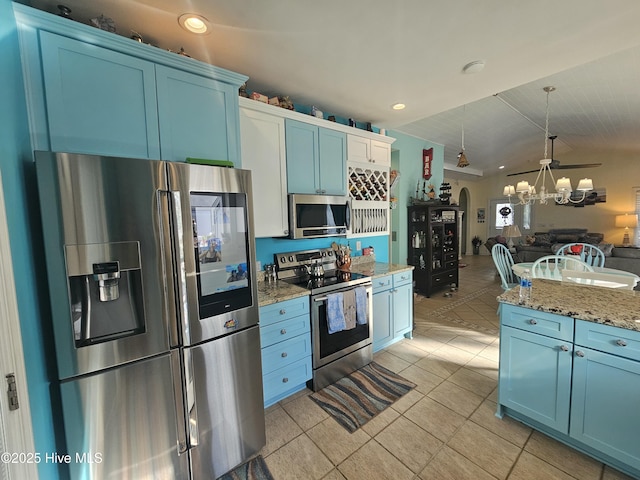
[533, 233, 552, 247]
[584, 233, 604, 244]
[525, 235, 536, 245]
[598, 243, 614, 256]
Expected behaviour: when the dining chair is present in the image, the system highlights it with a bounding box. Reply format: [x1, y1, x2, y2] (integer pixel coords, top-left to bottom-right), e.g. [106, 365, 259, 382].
[531, 255, 594, 280]
[491, 243, 519, 290]
[556, 242, 606, 268]
[561, 270, 635, 290]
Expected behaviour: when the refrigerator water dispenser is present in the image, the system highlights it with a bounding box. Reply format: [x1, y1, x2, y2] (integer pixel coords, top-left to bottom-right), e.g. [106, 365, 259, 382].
[65, 242, 146, 347]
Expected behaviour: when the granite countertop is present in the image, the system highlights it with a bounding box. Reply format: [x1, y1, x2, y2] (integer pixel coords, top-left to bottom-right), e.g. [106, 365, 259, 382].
[257, 261, 414, 307]
[498, 279, 640, 332]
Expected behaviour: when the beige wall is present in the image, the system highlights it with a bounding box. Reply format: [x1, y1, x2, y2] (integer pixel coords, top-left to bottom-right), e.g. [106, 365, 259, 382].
[447, 150, 640, 254]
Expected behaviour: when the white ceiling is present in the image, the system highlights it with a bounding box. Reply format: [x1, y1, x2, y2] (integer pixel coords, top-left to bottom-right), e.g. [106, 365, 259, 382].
[23, 0, 640, 179]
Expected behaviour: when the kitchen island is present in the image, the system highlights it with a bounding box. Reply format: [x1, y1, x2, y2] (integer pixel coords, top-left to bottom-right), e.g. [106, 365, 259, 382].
[497, 280, 640, 479]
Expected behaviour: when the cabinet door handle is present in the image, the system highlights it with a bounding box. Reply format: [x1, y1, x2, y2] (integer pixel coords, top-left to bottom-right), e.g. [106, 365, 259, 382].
[282, 377, 289, 383]
[528, 319, 537, 325]
[279, 309, 286, 315]
[575, 350, 585, 358]
[280, 329, 287, 335]
[616, 339, 628, 347]
[281, 352, 288, 358]
[560, 345, 570, 352]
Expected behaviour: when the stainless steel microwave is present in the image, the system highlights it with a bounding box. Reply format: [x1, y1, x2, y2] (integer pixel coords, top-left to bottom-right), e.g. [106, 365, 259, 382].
[288, 194, 351, 239]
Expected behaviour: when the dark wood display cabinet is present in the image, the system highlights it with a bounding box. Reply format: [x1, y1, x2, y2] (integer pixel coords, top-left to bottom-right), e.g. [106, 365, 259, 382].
[408, 205, 459, 297]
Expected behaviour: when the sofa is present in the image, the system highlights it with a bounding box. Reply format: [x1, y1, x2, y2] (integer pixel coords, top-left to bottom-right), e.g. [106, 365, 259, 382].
[512, 228, 640, 280]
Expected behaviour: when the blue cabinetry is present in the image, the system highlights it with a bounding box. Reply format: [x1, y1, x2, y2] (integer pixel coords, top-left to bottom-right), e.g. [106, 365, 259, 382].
[285, 119, 346, 195]
[372, 271, 414, 352]
[259, 296, 311, 408]
[15, 4, 245, 163]
[156, 66, 240, 162]
[570, 321, 640, 473]
[498, 303, 640, 478]
[40, 31, 160, 158]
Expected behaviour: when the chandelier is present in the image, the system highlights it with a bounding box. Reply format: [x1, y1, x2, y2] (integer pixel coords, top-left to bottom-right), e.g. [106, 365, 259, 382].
[503, 86, 594, 205]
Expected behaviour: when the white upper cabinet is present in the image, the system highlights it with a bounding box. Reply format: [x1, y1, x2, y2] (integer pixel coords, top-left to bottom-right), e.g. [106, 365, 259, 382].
[347, 135, 391, 167]
[240, 99, 289, 237]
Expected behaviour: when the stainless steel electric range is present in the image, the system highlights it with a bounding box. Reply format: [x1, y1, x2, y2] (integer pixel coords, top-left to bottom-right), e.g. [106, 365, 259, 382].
[275, 248, 373, 390]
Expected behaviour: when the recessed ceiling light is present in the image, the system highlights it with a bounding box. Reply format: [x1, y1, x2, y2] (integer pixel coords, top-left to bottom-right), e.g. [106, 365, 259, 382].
[499, 165, 505, 169]
[178, 13, 210, 34]
[462, 60, 485, 74]
[392, 103, 406, 110]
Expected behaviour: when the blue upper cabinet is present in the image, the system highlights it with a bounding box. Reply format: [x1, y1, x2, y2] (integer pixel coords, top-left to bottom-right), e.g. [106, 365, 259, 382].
[40, 31, 161, 159]
[286, 119, 346, 195]
[14, 3, 246, 163]
[156, 66, 239, 163]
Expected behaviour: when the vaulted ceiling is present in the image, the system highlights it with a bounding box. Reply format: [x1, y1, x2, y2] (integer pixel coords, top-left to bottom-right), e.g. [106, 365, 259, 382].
[23, 0, 640, 178]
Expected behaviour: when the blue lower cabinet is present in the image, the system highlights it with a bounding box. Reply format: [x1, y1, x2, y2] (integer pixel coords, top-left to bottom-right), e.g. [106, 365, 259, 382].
[499, 325, 573, 433]
[372, 271, 414, 352]
[498, 305, 640, 478]
[259, 297, 311, 407]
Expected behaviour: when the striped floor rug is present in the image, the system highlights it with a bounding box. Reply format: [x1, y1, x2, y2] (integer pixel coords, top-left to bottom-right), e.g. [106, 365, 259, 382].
[310, 362, 416, 433]
[219, 455, 274, 480]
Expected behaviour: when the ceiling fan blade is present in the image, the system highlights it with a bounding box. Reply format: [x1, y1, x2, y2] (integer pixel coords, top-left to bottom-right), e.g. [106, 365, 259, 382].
[555, 163, 602, 169]
[507, 168, 541, 176]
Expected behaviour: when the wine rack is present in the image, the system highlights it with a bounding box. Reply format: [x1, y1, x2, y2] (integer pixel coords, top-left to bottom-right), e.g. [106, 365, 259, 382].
[348, 164, 388, 201]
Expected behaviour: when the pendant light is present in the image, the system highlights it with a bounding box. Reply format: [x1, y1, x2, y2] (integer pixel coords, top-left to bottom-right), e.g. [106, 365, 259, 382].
[457, 105, 470, 168]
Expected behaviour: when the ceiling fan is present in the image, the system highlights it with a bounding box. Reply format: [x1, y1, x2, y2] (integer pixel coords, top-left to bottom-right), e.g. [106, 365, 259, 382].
[507, 135, 602, 176]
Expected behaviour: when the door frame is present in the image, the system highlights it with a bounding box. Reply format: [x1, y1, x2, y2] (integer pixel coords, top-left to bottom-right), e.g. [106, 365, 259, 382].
[0, 170, 38, 480]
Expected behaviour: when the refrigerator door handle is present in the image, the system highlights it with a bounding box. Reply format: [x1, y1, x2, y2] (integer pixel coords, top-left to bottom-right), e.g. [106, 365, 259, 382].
[158, 191, 181, 347]
[183, 348, 199, 447]
[170, 350, 189, 454]
[170, 190, 191, 346]
[157, 190, 190, 348]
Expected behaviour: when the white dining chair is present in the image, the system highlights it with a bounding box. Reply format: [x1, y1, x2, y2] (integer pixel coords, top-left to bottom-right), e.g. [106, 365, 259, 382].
[491, 243, 519, 290]
[531, 255, 594, 280]
[556, 242, 606, 268]
[561, 270, 635, 290]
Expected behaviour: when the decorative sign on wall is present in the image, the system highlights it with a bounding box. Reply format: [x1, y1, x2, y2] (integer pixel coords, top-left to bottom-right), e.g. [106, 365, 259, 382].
[477, 208, 486, 223]
[422, 148, 433, 179]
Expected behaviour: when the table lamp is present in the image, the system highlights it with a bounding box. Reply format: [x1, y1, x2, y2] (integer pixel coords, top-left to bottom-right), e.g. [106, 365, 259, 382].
[502, 224, 522, 249]
[615, 214, 638, 247]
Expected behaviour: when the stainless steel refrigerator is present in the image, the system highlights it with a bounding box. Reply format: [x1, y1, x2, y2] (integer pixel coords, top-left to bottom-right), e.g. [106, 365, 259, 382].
[35, 151, 265, 479]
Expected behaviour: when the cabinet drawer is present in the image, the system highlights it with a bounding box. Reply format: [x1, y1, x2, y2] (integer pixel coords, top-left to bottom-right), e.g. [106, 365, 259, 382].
[431, 270, 457, 287]
[393, 271, 413, 288]
[501, 303, 573, 342]
[259, 296, 309, 326]
[261, 333, 311, 375]
[263, 356, 312, 401]
[444, 253, 457, 262]
[445, 260, 457, 270]
[260, 315, 310, 348]
[373, 274, 392, 294]
[575, 320, 640, 362]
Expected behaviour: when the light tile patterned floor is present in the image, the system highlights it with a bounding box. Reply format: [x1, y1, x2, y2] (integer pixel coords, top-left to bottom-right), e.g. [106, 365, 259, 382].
[260, 255, 636, 480]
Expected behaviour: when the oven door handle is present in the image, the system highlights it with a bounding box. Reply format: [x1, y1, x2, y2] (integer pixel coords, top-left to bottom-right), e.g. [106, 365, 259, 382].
[312, 286, 372, 303]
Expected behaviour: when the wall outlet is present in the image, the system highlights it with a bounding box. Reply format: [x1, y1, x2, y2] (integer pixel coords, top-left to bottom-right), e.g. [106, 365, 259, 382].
[256, 260, 262, 271]
[356, 241, 362, 252]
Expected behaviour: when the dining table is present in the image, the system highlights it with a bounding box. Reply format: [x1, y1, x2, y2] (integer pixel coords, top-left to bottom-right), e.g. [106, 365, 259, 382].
[512, 261, 640, 287]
